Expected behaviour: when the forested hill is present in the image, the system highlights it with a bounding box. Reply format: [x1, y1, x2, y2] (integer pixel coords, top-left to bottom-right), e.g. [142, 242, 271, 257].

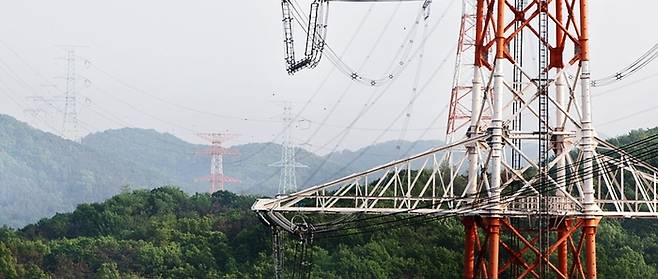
[0, 114, 439, 227]
[0, 187, 656, 278]
[82, 128, 440, 196]
[0, 116, 172, 228]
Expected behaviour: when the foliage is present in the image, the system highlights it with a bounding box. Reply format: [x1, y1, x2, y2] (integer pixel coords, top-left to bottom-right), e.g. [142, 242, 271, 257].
[0, 185, 655, 278]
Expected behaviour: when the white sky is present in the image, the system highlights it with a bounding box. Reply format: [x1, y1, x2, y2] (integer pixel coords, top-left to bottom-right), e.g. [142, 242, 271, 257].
[0, 1, 656, 153]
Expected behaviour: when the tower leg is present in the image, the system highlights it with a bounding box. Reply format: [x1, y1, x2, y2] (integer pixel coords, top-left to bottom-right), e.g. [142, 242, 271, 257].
[557, 220, 570, 277]
[487, 217, 501, 279]
[584, 218, 599, 279]
[463, 217, 477, 279]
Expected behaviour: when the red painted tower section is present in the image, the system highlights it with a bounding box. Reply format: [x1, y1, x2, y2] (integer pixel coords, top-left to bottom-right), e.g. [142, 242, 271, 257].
[197, 133, 240, 193]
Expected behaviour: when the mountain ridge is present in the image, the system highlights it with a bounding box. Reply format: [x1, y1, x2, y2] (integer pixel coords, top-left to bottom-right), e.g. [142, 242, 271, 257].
[0, 115, 441, 227]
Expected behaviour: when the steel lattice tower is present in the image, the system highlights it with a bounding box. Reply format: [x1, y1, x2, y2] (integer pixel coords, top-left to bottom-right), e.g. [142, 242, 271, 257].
[197, 133, 240, 193]
[61, 49, 80, 142]
[270, 105, 308, 195]
[253, 1, 658, 278]
[446, 0, 488, 143]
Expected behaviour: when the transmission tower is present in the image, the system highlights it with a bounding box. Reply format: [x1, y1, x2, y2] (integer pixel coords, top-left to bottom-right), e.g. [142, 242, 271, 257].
[61, 49, 80, 142]
[197, 133, 240, 193]
[445, 0, 490, 143]
[269, 104, 308, 195]
[253, 1, 658, 278]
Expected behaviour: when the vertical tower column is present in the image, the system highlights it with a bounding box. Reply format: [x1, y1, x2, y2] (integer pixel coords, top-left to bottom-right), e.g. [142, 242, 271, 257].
[554, 0, 567, 196]
[489, 0, 505, 213]
[464, 2, 485, 277]
[466, 0, 485, 200]
[578, 0, 596, 214]
[467, 68, 482, 198]
[557, 220, 570, 276]
[462, 217, 477, 279]
[553, 2, 570, 272]
[484, 1, 506, 278]
[584, 218, 599, 279]
[578, 1, 599, 278]
[487, 217, 501, 279]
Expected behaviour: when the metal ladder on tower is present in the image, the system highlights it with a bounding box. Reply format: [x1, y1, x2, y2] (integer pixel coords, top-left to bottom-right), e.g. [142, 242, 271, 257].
[538, 0, 550, 277]
[510, 0, 525, 276]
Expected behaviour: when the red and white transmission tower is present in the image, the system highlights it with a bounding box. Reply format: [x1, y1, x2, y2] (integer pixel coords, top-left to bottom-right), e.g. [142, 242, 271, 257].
[197, 133, 240, 193]
[445, 0, 490, 143]
[255, 1, 658, 278]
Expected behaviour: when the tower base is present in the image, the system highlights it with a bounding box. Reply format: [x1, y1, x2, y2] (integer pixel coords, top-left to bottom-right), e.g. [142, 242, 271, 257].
[462, 216, 600, 279]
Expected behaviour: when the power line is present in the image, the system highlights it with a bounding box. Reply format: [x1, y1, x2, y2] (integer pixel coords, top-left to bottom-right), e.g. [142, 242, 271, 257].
[591, 43, 658, 87]
[594, 71, 658, 98]
[87, 84, 199, 134]
[231, 4, 383, 164]
[244, 39, 454, 192]
[87, 63, 279, 124]
[301, 41, 457, 186]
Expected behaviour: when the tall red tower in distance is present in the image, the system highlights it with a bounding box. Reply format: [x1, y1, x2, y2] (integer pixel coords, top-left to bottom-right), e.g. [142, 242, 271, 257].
[197, 133, 240, 193]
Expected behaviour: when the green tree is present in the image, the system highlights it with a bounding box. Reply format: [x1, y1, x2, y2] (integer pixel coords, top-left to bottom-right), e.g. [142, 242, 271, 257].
[96, 262, 120, 279]
[0, 242, 19, 278]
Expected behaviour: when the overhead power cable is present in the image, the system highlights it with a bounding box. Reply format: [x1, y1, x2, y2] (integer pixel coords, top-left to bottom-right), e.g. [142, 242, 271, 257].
[397, 19, 429, 156]
[591, 43, 658, 87]
[231, 4, 378, 165]
[87, 64, 278, 124]
[301, 42, 457, 186]
[296, 1, 409, 149]
[245, 38, 456, 192]
[287, 0, 456, 85]
[87, 84, 199, 134]
[594, 71, 658, 98]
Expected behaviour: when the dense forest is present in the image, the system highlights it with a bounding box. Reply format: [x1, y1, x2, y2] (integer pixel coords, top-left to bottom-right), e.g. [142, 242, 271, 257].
[0, 187, 657, 278]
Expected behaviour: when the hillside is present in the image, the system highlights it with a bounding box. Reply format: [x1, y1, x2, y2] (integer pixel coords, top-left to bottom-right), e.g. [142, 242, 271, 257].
[0, 116, 171, 228]
[83, 129, 440, 196]
[0, 187, 655, 278]
[0, 115, 442, 227]
[6, 112, 655, 230]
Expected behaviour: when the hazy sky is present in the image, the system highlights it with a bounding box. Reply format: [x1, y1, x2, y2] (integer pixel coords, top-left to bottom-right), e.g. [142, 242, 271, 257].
[0, 1, 656, 153]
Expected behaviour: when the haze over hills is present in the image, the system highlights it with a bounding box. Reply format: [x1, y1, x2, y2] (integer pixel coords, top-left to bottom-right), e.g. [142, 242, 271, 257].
[0, 114, 441, 227]
[0, 115, 171, 228]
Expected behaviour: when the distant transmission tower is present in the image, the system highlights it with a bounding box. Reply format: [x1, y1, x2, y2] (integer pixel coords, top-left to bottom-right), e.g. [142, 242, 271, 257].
[270, 104, 307, 195]
[197, 133, 240, 193]
[61, 49, 80, 142]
